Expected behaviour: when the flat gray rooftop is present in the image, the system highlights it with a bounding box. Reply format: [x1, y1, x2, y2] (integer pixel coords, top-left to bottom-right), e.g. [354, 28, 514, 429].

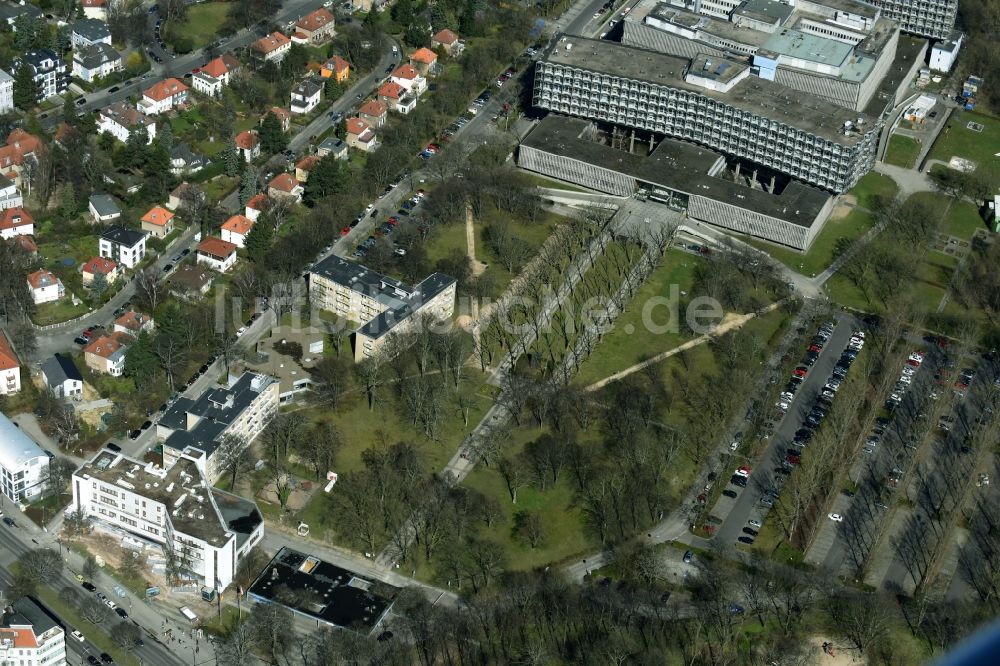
[522, 116, 831, 228]
[542, 36, 874, 145]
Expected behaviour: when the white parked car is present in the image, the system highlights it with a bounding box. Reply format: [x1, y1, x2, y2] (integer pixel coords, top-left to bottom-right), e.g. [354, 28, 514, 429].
[235, 326, 247, 338]
[71, 630, 85, 642]
[828, 513, 844, 522]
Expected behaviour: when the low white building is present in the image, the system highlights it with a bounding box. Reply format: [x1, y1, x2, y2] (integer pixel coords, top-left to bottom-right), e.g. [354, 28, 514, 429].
[99, 225, 147, 269]
[930, 32, 963, 73]
[71, 449, 265, 591]
[0, 207, 32, 239]
[389, 64, 427, 96]
[26, 269, 64, 305]
[0, 597, 67, 666]
[221, 214, 254, 248]
[41, 353, 83, 399]
[88, 193, 121, 223]
[138, 78, 189, 115]
[290, 79, 322, 115]
[195, 236, 238, 273]
[0, 411, 49, 502]
[98, 101, 156, 144]
[71, 18, 112, 47]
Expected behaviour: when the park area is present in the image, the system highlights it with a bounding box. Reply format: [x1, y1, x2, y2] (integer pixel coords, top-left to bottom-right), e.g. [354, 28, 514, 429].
[927, 109, 1000, 182]
[162, 3, 230, 52]
[884, 135, 922, 168]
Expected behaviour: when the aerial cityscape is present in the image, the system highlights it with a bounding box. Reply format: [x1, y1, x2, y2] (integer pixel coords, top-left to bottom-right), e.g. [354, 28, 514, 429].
[0, 0, 998, 664]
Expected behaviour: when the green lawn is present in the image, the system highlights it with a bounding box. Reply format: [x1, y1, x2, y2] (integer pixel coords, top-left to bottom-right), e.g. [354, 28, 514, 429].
[884, 134, 922, 168]
[572, 249, 702, 386]
[164, 2, 230, 50]
[928, 109, 1000, 171]
[748, 206, 876, 277]
[520, 171, 591, 193]
[32, 298, 90, 325]
[850, 171, 900, 209]
[943, 201, 986, 240]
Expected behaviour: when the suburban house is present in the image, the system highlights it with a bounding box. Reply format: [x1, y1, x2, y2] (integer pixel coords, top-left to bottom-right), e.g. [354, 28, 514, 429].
[169, 265, 214, 298]
[114, 309, 154, 336]
[156, 372, 278, 483]
[0, 328, 20, 396]
[267, 173, 303, 202]
[252, 32, 291, 63]
[316, 137, 347, 160]
[0, 128, 40, 186]
[321, 55, 349, 82]
[98, 101, 156, 144]
[345, 117, 378, 152]
[290, 79, 322, 115]
[191, 53, 241, 96]
[72, 449, 265, 590]
[431, 28, 460, 55]
[99, 225, 147, 269]
[41, 352, 82, 399]
[139, 78, 189, 115]
[378, 81, 416, 114]
[170, 142, 209, 175]
[294, 8, 336, 44]
[409, 47, 438, 75]
[71, 42, 121, 82]
[0, 207, 32, 239]
[84, 332, 129, 376]
[308, 255, 457, 362]
[80, 256, 119, 287]
[141, 205, 174, 238]
[0, 69, 11, 114]
[390, 64, 426, 96]
[265, 107, 291, 132]
[294, 155, 319, 183]
[71, 17, 111, 47]
[88, 194, 121, 223]
[245, 194, 268, 221]
[358, 100, 387, 128]
[19, 49, 68, 101]
[81, 0, 108, 20]
[167, 181, 204, 211]
[196, 236, 238, 273]
[221, 214, 254, 248]
[53, 122, 82, 149]
[27, 269, 64, 304]
[235, 130, 260, 162]
[0, 174, 21, 210]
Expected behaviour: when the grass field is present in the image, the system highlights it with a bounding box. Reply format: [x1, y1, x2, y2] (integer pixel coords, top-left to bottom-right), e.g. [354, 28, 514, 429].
[520, 171, 591, 193]
[572, 249, 703, 386]
[165, 2, 230, 51]
[928, 109, 1000, 173]
[850, 171, 900, 209]
[884, 134, 922, 168]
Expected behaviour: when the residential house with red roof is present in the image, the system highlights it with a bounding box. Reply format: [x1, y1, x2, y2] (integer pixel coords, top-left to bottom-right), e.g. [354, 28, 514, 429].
[0, 207, 33, 239]
[267, 173, 303, 202]
[0, 129, 40, 187]
[196, 236, 239, 273]
[245, 194, 268, 222]
[235, 130, 260, 162]
[84, 332, 130, 376]
[378, 81, 416, 114]
[409, 47, 438, 75]
[139, 77, 188, 115]
[81, 256, 119, 287]
[114, 309, 155, 336]
[140, 205, 175, 238]
[82, 0, 107, 20]
[27, 269, 64, 304]
[294, 156, 319, 183]
[321, 55, 350, 82]
[0, 598, 67, 664]
[390, 64, 427, 96]
[264, 107, 291, 132]
[295, 8, 336, 44]
[358, 100, 388, 128]
[431, 28, 461, 55]
[221, 214, 255, 248]
[192, 53, 241, 97]
[0, 328, 20, 395]
[251, 32, 291, 63]
[345, 117, 378, 153]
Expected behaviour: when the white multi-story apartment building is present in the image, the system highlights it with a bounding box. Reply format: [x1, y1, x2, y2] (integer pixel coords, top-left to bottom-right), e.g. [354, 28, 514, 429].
[0, 412, 49, 502]
[308, 256, 456, 362]
[157, 373, 279, 484]
[98, 101, 156, 144]
[532, 37, 880, 193]
[0, 597, 67, 666]
[99, 225, 147, 269]
[72, 43, 122, 83]
[18, 49, 67, 101]
[71, 17, 112, 47]
[0, 68, 13, 114]
[71, 449, 265, 590]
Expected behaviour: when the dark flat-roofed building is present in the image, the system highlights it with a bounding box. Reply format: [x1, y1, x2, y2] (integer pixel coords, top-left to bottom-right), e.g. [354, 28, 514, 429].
[533, 36, 879, 193]
[308, 256, 456, 362]
[248, 547, 398, 634]
[519, 115, 833, 250]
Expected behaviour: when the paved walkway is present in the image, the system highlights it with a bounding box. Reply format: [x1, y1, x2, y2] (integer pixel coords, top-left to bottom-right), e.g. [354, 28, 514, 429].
[584, 301, 786, 392]
[872, 161, 936, 197]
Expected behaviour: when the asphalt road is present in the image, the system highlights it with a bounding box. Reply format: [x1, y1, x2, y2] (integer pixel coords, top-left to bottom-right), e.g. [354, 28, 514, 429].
[0, 522, 186, 666]
[43, 0, 334, 131]
[712, 314, 856, 545]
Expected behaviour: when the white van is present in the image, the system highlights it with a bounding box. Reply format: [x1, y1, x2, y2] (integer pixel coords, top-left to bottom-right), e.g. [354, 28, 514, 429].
[179, 606, 198, 623]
